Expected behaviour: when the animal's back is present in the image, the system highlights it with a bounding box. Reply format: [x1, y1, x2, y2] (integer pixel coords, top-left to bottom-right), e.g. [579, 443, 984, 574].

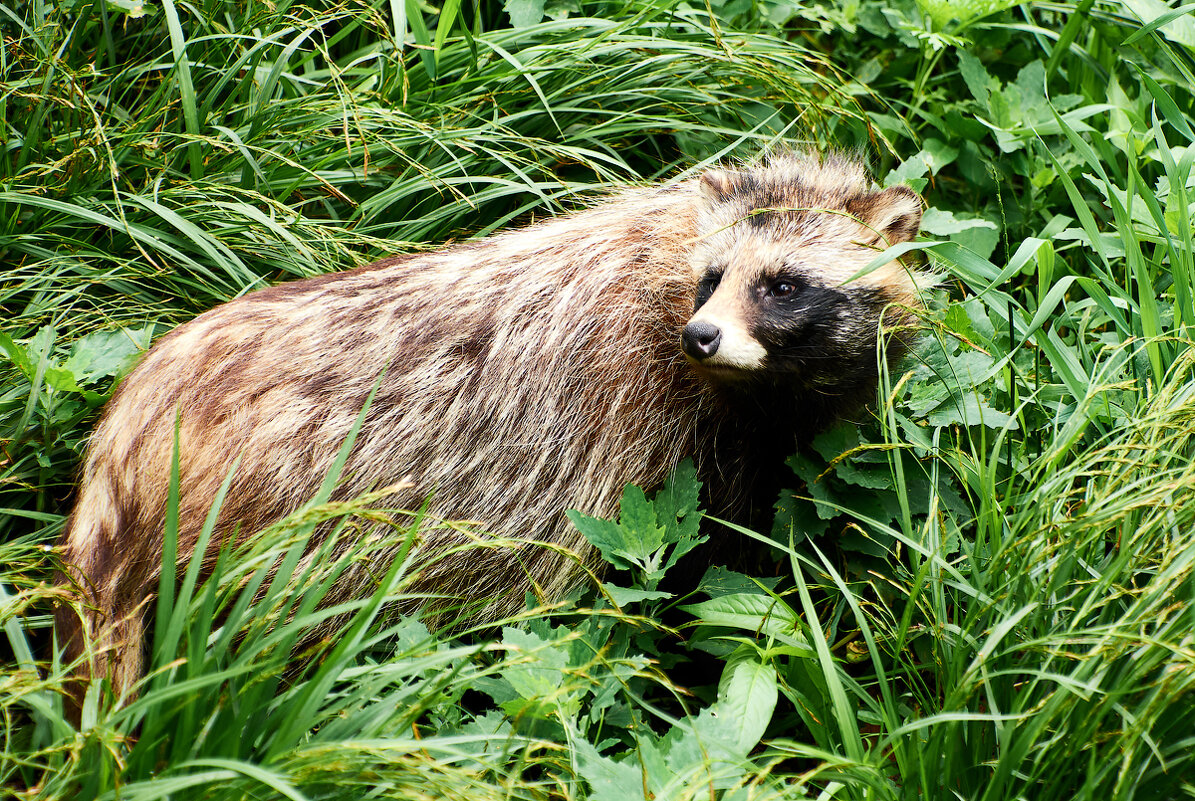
[57, 186, 713, 694]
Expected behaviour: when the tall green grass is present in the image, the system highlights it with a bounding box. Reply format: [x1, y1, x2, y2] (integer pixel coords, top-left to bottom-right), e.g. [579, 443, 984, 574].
[4, 0, 1195, 798]
[2, 0, 851, 329]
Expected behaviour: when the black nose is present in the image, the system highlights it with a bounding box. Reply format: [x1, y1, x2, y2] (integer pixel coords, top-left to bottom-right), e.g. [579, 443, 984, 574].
[682, 321, 722, 360]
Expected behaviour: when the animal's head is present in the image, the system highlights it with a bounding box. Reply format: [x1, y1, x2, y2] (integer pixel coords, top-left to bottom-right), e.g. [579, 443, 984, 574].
[682, 153, 927, 395]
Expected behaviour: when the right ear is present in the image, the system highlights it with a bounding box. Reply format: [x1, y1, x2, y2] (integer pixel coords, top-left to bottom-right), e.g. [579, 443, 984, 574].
[846, 185, 924, 246]
[699, 170, 735, 202]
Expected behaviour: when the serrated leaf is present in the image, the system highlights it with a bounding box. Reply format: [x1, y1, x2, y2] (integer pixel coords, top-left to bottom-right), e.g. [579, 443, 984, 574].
[839, 526, 894, 557]
[574, 738, 648, 801]
[0, 331, 32, 377]
[660, 708, 750, 788]
[603, 584, 672, 607]
[909, 350, 997, 411]
[810, 422, 859, 462]
[776, 494, 827, 539]
[957, 50, 993, 106]
[632, 734, 672, 797]
[653, 459, 701, 539]
[943, 304, 980, 344]
[797, 466, 840, 521]
[771, 491, 820, 541]
[963, 297, 999, 341]
[566, 510, 633, 571]
[658, 462, 706, 571]
[834, 459, 893, 490]
[500, 627, 570, 700]
[471, 675, 519, 705]
[617, 484, 665, 560]
[927, 393, 1017, 429]
[42, 366, 75, 392]
[660, 530, 708, 574]
[63, 325, 153, 383]
[436, 710, 514, 770]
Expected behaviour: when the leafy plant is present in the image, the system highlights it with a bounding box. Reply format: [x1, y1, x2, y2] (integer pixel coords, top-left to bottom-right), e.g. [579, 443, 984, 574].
[568, 460, 706, 612]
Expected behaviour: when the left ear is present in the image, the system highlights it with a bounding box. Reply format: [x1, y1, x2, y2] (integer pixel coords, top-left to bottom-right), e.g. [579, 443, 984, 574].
[698, 170, 736, 202]
[846, 185, 923, 246]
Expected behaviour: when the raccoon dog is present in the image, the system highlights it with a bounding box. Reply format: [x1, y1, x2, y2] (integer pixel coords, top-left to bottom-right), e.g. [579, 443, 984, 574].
[57, 152, 925, 699]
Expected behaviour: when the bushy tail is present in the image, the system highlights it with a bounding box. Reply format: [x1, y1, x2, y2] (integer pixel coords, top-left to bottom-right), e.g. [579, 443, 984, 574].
[55, 482, 149, 714]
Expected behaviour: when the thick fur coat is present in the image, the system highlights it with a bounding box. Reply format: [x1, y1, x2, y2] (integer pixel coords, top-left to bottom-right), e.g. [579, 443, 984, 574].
[57, 153, 925, 699]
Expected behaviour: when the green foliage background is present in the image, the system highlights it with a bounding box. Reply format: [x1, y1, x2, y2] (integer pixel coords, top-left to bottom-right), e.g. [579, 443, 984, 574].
[3, 0, 1195, 798]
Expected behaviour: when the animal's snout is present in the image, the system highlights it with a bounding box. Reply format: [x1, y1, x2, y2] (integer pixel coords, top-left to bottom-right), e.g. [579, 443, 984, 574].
[682, 321, 722, 360]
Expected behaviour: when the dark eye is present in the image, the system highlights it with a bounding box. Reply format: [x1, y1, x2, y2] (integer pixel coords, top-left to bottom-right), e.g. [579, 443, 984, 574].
[695, 271, 722, 309]
[768, 279, 799, 299]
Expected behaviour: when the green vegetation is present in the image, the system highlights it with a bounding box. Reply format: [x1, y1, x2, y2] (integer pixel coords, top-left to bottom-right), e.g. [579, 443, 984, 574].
[3, 0, 1194, 797]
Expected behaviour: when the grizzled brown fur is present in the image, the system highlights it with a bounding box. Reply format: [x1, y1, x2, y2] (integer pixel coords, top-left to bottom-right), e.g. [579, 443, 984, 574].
[57, 152, 925, 701]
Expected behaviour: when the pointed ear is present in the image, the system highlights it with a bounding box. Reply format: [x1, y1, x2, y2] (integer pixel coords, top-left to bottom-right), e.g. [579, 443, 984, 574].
[699, 170, 735, 202]
[847, 185, 923, 245]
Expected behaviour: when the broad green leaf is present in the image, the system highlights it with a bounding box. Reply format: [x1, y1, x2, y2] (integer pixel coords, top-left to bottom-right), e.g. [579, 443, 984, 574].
[684, 593, 811, 653]
[566, 510, 632, 571]
[660, 708, 750, 788]
[63, 326, 154, 383]
[500, 628, 571, 700]
[616, 484, 665, 560]
[574, 738, 647, 801]
[653, 459, 701, 538]
[0, 332, 33, 377]
[1122, 0, 1195, 47]
[504, 0, 545, 27]
[957, 50, 993, 106]
[920, 208, 998, 236]
[715, 652, 778, 752]
[926, 392, 1017, 429]
[602, 584, 671, 607]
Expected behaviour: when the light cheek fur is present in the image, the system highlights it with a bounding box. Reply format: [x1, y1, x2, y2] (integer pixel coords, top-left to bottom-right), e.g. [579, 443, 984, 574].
[686, 267, 767, 371]
[685, 238, 907, 376]
[56, 152, 925, 704]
